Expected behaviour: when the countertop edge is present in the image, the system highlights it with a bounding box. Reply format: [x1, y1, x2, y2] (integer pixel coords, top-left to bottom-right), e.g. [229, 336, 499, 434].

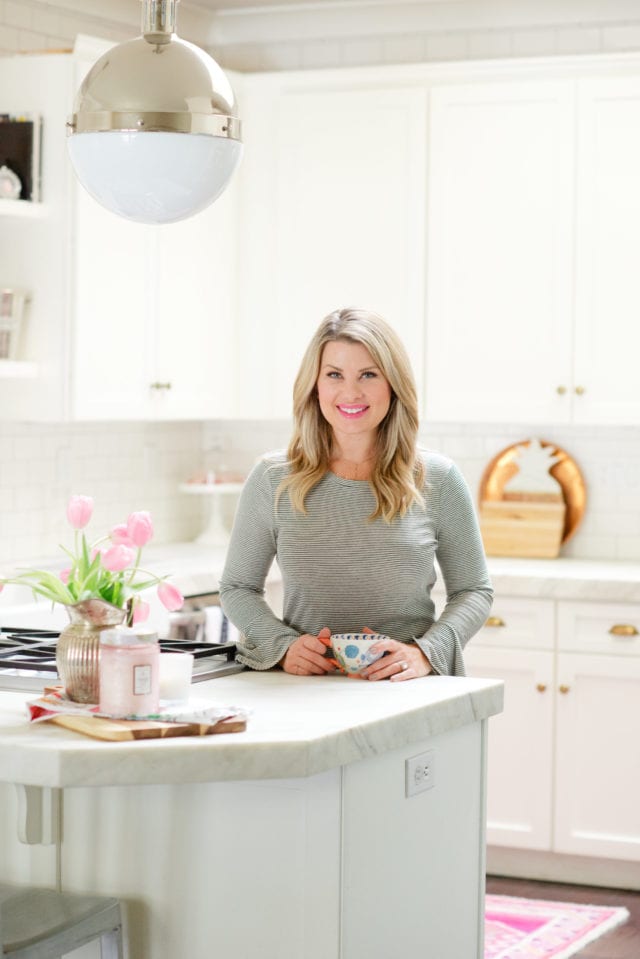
[0, 676, 503, 789]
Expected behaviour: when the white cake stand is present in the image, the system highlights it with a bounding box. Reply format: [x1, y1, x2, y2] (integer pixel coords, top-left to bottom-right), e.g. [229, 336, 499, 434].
[178, 482, 244, 546]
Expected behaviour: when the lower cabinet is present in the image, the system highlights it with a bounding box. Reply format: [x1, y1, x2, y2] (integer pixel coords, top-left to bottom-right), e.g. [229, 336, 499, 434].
[464, 595, 640, 872]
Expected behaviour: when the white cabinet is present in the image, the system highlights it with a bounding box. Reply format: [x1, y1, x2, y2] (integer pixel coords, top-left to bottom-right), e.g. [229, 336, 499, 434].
[465, 595, 640, 872]
[235, 73, 427, 419]
[0, 42, 238, 422]
[425, 80, 575, 424]
[573, 77, 640, 423]
[72, 178, 237, 421]
[464, 598, 555, 850]
[425, 68, 640, 425]
[554, 602, 640, 861]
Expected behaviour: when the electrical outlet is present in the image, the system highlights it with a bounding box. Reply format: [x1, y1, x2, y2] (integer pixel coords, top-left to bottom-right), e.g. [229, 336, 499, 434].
[405, 749, 435, 798]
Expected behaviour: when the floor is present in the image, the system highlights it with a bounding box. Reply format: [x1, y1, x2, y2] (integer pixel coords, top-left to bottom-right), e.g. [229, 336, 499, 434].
[486, 875, 640, 958]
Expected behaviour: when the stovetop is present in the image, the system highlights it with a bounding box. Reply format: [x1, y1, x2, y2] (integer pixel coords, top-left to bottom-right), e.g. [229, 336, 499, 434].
[0, 626, 243, 692]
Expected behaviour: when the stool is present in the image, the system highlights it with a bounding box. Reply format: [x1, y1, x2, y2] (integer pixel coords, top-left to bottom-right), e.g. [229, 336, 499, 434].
[0, 883, 123, 958]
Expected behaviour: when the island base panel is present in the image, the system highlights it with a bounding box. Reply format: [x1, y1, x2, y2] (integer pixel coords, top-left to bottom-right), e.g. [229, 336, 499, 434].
[57, 721, 486, 958]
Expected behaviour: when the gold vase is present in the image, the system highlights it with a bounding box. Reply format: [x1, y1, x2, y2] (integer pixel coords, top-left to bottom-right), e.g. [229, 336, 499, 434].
[56, 599, 126, 703]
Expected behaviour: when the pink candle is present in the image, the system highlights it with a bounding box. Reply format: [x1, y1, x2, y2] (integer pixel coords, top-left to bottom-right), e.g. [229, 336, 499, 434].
[99, 626, 160, 718]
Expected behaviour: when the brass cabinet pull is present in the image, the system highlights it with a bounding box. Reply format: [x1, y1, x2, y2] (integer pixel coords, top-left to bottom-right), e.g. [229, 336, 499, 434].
[536, 683, 547, 693]
[150, 381, 172, 391]
[556, 385, 567, 395]
[608, 623, 639, 637]
[485, 616, 505, 628]
[559, 684, 570, 694]
[574, 385, 586, 395]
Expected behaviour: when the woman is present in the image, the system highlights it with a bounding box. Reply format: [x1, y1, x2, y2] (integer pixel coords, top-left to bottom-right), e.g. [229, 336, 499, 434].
[219, 308, 492, 680]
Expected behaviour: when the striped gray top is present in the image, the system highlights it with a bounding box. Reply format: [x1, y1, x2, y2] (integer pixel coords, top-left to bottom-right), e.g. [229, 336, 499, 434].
[219, 449, 493, 676]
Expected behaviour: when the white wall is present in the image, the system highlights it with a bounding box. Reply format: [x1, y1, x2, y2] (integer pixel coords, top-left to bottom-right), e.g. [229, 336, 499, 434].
[208, 0, 640, 72]
[2, 0, 640, 68]
[0, 0, 215, 54]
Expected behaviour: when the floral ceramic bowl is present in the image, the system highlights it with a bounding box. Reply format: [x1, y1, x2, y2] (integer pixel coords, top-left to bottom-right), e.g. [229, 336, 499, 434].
[330, 633, 388, 675]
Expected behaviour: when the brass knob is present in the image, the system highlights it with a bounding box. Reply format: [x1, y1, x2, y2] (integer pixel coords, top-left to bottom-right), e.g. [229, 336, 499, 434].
[559, 684, 570, 694]
[485, 616, 505, 628]
[609, 623, 639, 637]
[556, 385, 567, 395]
[574, 385, 586, 395]
[536, 683, 547, 693]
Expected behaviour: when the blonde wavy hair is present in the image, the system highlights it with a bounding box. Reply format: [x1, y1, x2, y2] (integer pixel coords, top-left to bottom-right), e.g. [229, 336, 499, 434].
[276, 308, 425, 522]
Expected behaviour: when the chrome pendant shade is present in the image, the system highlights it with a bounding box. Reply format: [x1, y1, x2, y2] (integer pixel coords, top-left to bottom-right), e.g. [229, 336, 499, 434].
[66, 0, 242, 224]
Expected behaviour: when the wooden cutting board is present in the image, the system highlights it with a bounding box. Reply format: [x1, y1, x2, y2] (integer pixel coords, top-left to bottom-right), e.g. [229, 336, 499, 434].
[47, 714, 247, 742]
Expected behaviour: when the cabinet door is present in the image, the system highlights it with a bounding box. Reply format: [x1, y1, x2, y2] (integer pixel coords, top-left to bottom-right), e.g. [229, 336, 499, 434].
[72, 188, 154, 420]
[73, 173, 238, 422]
[154, 181, 238, 420]
[472, 596, 554, 652]
[425, 81, 575, 422]
[236, 77, 427, 419]
[554, 653, 640, 861]
[465, 646, 554, 850]
[573, 77, 640, 423]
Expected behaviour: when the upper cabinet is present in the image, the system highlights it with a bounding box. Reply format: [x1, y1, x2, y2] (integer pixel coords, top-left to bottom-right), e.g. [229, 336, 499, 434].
[425, 67, 640, 425]
[573, 76, 640, 424]
[3, 49, 640, 425]
[425, 80, 575, 424]
[72, 164, 237, 421]
[0, 42, 239, 422]
[234, 73, 427, 419]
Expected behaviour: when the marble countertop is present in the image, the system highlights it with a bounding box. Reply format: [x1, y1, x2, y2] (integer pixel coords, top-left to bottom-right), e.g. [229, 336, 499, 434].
[0, 671, 503, 789]
[485, 557, 640, 603]
[4, 543, 640, 612]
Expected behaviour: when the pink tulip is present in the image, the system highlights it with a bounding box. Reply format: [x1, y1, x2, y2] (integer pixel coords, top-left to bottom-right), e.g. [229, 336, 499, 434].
[101, 544, 136, 573]
[132, 599, 150, 624]
[110, 523, 134, 547]
[66, 494, 93, 530]
[60, 568, 71, 584]
[126, 511, 154, 547]
[158, 581, 184, 611]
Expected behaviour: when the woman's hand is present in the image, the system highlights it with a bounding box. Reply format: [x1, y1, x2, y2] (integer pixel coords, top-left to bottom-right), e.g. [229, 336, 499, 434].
[281, 627, 336, 676]
[359, 627, 433, 682]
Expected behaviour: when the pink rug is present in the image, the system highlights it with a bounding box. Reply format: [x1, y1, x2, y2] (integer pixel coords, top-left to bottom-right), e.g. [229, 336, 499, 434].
[485, 893, 630, 959]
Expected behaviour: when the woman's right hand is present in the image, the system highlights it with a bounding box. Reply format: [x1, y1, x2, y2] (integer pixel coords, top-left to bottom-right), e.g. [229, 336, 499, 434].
[281, 627, 335, 675]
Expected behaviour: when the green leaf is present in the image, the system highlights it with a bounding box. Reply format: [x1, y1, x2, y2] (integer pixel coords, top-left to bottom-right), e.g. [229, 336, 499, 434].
[128, 577, 160, 591]
[6, 571, 74, 605]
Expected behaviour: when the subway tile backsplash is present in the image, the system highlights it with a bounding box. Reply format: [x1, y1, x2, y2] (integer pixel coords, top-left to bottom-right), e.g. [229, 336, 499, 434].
[204, 419, 640, 564]
[0, 422, 204, 564]
[0, 419, 638, 563]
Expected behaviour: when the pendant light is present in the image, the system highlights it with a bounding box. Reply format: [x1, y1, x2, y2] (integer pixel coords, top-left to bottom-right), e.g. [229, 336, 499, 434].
[66, 0, 242, 225]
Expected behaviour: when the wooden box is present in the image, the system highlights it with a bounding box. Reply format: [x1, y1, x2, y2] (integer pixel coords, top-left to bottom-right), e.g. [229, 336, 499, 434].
[480, 499, 566, 559]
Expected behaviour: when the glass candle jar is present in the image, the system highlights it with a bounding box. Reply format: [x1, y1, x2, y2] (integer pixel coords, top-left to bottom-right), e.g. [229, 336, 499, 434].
[99, 626, 160, 718]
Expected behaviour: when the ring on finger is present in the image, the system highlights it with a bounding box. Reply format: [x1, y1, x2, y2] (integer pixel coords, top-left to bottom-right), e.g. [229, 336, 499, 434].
[399, 661, 409, 672]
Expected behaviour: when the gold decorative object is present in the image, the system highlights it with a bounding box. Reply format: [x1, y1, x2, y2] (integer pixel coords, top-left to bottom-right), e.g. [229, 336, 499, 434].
[56, 599, 126, 703]
[479, 438, 586, 548]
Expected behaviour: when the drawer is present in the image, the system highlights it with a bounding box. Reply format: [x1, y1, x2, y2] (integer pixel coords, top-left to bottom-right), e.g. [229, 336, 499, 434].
[558, 601, 640, 656]
[465, 596, 554, 651]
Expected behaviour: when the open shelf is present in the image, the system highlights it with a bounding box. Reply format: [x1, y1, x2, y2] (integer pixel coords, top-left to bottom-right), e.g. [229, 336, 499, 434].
[0, 360, 38, 378]
[0, 199, 47, 218]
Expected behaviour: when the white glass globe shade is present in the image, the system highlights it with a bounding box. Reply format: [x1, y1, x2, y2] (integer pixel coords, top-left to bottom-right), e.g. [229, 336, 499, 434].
[68, 131, 243, 225]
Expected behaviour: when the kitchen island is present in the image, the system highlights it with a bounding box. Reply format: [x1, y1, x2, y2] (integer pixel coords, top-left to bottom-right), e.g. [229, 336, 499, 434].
[0, 670, 502, 959]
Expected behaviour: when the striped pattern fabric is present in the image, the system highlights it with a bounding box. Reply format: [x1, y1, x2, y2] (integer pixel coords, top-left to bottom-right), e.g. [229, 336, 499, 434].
[219, 449, 493, 676]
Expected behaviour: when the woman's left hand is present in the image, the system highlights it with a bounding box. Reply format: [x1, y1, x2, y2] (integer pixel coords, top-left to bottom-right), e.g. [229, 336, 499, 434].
[359, 628, 433, 682]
